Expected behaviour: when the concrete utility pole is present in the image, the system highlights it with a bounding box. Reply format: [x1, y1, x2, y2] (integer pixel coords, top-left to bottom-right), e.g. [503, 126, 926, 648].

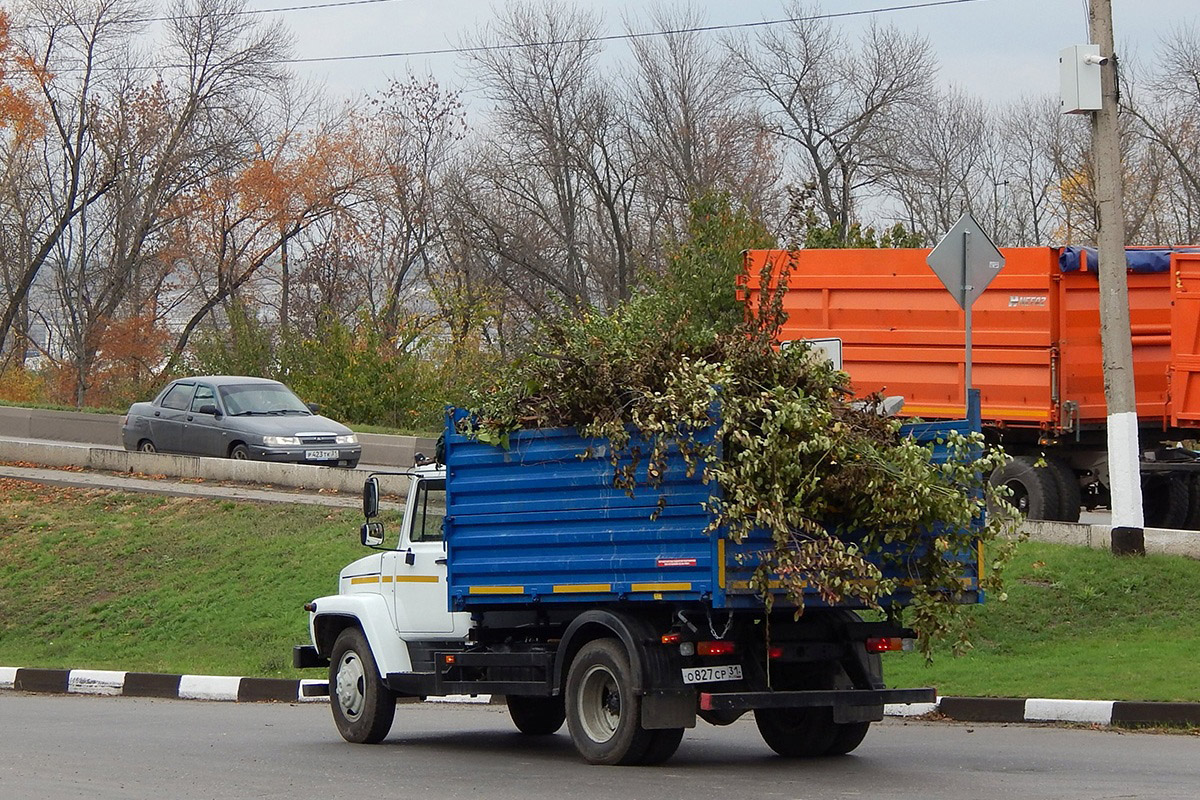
[1088, 0, 1145, 555]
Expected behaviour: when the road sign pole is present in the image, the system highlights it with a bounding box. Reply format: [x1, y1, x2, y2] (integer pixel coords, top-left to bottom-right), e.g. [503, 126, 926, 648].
[926, 212, 1005, 416]
[962, 230, 973, 400]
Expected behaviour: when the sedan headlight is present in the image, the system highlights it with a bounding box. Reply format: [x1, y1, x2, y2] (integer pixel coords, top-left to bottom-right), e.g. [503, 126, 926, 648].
[263, 435, 301, 446]
[335, 434, 358, 445]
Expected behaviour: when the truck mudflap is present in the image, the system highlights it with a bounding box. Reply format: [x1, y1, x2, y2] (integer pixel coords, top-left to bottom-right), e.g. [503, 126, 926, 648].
[699, 687, 935, 712]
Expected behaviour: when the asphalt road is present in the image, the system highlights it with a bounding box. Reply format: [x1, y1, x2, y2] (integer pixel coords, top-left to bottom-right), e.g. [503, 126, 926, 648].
[2, 694, 1196, 800]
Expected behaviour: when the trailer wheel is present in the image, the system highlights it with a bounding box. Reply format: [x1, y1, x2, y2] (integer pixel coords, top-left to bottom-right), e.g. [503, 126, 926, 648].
[1044, 456, 1082, 523]
[1142, 473, 1189, 529]
[506, 695, 566, 735]
[329, 627, 396, 744]
[988, 456, 1061, 520]
[1183, 475, 1200, 531]
[565, 638, 669, 765]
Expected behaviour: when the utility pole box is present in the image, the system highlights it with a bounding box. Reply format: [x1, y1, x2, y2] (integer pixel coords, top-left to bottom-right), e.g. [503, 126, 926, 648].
[1060, 44, 1104, 113]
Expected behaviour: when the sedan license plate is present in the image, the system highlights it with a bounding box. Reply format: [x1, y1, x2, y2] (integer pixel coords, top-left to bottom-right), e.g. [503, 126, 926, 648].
[681, 664, 743, 684]
[305, 449, 339, 460]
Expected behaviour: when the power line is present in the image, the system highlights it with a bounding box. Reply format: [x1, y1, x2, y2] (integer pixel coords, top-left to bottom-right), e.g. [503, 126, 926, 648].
[273, 0, 997, 67]
[10, 0, 405, 30]
[11, 0, 996, 73]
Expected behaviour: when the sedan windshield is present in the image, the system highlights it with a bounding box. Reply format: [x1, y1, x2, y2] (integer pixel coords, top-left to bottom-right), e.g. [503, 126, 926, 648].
[219, 383, 311, 416]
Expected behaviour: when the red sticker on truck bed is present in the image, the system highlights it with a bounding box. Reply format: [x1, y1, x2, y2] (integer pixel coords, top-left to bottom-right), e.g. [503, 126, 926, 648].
[657, 558, 698, 568]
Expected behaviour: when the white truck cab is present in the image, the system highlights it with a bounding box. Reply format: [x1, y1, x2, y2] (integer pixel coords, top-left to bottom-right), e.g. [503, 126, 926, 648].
[296, 466, 472, 742]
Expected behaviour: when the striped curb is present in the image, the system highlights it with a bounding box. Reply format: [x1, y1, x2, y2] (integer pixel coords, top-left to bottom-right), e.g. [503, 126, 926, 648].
[0, 667, 329, 703]
[3, 668, 1197, 726]
[934, 695, 1200, 727]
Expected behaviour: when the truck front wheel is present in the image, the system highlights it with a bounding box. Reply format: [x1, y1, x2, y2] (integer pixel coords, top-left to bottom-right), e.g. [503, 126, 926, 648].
[329, 627, 396, 744]
[506, 695, 566, 735]
[565, 638, 678, 765]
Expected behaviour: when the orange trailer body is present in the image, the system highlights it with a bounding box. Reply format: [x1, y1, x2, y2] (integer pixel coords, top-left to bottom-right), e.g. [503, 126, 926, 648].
[739, 247, 1197, 438]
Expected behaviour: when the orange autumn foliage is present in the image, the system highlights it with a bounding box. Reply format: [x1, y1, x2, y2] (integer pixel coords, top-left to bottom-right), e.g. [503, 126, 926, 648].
[0, 10, 43, 138]
[46, 314, 169, 409]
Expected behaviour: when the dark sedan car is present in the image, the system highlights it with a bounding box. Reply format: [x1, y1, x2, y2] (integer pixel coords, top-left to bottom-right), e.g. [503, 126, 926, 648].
[121, 376, 362, 468]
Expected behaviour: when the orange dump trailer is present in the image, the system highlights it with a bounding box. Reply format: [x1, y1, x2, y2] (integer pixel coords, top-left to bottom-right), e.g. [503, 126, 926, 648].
[740, 247, 1200, 528]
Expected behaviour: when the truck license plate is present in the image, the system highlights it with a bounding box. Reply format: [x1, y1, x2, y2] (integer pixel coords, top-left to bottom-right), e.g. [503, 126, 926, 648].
[305, 449, 339, 460]
[681, 665, 743, 684]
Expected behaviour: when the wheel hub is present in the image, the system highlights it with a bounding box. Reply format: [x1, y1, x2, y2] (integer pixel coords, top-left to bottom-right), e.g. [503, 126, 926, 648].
[335, 651, 366, 719]
[577, 664, 621, 743]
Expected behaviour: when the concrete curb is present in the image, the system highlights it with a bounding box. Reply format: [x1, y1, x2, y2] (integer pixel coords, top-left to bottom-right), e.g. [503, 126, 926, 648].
[3, 667, 1196, 726]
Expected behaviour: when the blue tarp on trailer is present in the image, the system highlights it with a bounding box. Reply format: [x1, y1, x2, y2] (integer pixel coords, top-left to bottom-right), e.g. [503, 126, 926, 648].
[1058, 246, 1200, 274]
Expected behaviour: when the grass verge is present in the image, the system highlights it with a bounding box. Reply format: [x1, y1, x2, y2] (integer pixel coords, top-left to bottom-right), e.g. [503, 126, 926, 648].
[4, 478, 1200, 699]
[885, 540, 1200, 701]
[0, 477, 363, 678]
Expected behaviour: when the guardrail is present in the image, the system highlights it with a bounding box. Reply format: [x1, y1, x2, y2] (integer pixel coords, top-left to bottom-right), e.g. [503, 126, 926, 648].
[0, 439, 414, 496]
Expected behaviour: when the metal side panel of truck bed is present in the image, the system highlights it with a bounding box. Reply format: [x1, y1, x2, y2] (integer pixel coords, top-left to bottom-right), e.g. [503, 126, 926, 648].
[443, 403, 982, 611]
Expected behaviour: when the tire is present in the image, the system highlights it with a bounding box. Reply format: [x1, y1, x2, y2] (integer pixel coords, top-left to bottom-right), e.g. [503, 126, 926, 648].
[229, 443, 250, 460]
[638, 727, 685, 765]
[826, 720, 871, 756]
[1044, 455, 1082, 523]
[137, 440, 156, 454]
[756, 610, 878, 758]
[1183, 475, 1200, 531]
[329, 628, 396, 744]
[988, 456, 1062, 520]
[565, 638, 664, 766]
[755, 706, 836, 758]
[1142, 473, 1189, 529]
[506, 695, 566, 735]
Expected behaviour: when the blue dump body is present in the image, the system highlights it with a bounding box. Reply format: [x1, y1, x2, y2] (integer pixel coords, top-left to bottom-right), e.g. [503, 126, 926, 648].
[444, 398, 983, 612]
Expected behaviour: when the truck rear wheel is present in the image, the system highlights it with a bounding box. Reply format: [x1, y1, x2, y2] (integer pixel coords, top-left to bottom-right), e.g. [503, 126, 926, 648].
[506, 695, 566, 735]
[565, 638, 678, 765]
[329, 627, 396, 744]
[755, 706, 835, 757]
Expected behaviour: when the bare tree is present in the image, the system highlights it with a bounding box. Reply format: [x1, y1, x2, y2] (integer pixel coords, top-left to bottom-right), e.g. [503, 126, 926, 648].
[462, 0, 633, 314]
[0, 0, 142, 366]
[732, 1, 935, 240]
[1123, 25, 1200, 243]
[625, 2, 778, 246]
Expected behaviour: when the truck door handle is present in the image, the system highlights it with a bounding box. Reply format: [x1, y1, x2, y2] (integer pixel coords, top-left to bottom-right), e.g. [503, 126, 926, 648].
[435, 558, 447, 565]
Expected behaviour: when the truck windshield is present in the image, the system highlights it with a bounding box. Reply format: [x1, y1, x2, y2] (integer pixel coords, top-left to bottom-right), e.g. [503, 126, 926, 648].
[411, 479, 446, 543]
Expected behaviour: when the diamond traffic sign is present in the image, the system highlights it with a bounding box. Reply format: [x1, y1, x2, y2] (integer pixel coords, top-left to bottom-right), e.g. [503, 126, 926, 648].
[926, 212, 1005, 310]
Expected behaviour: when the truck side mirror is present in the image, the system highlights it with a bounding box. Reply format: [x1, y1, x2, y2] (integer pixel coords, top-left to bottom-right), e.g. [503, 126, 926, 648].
[363, 477, 380, 519]
[360, 522, 384, 547]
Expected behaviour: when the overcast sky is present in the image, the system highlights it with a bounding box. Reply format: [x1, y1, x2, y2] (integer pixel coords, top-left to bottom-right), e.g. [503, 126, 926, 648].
[257, 0, 1200, 110]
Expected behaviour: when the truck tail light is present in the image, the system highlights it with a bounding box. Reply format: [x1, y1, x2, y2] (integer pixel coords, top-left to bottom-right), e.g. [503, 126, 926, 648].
[661, 633, 682, 645]
[697, 641, 735, 657]
[767, 646, 784, 659]
[866, 637, 914, 653]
